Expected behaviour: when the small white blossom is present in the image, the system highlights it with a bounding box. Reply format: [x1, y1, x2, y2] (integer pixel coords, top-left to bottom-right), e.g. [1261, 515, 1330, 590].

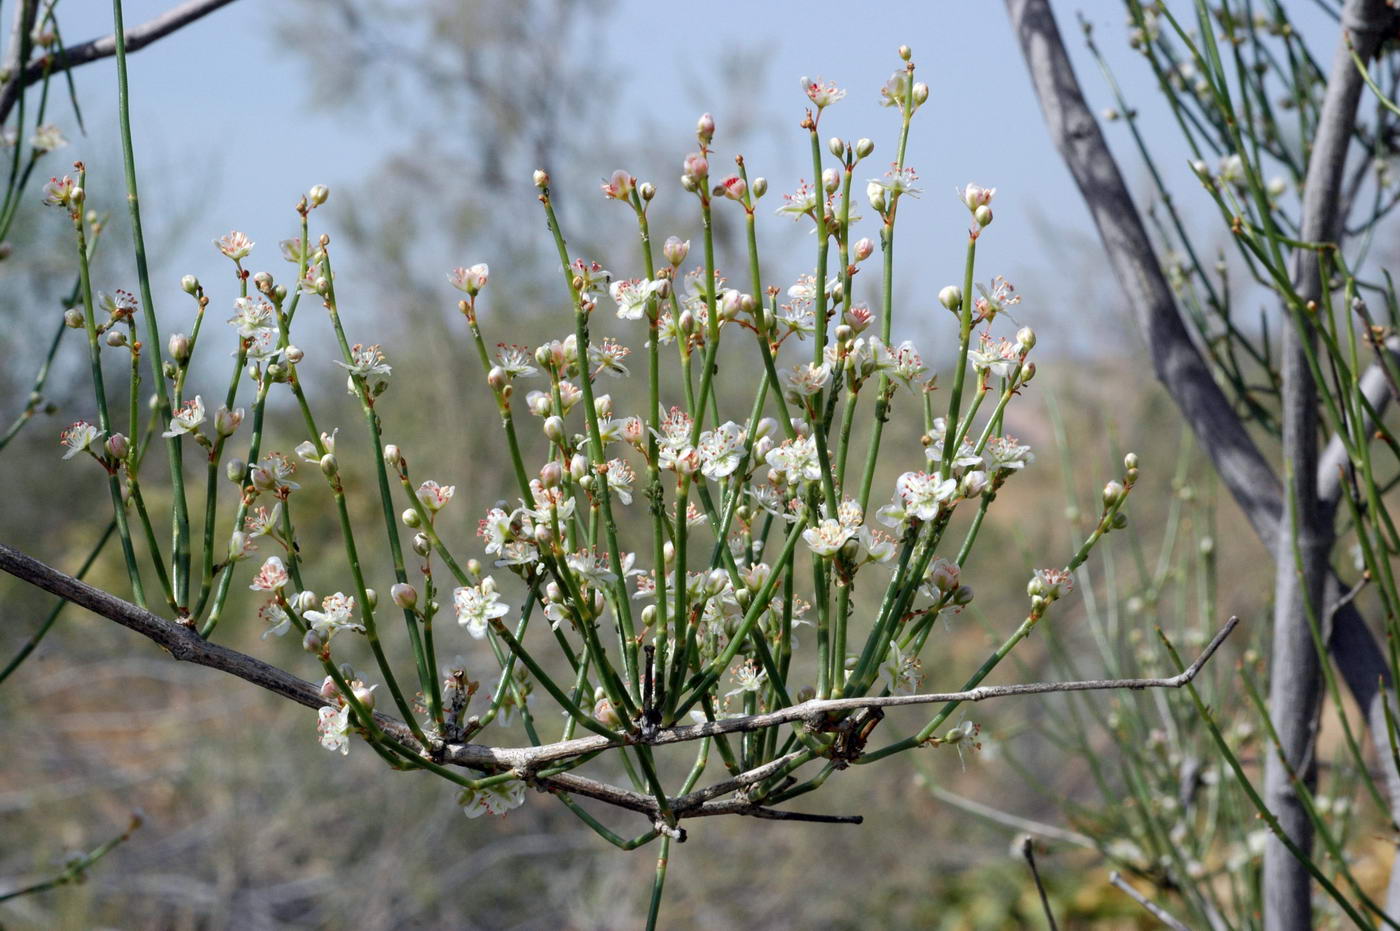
[454, 578, 509, 638]
[304, 592, 364, 640]
[459, 780, 526, 818]
[249, 556, 289, 592]
[216, 230, 255, 261]
[60, 421, 99, 460]
[162, 396, 206, 438]
[316, 705, 351, 755]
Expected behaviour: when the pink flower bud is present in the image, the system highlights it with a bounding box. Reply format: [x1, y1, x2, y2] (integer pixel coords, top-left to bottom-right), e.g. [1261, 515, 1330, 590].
[663, 236, 690, 266]
[696, 112, 715, 144]
[105, 433, 129, 459]
[854, 237, 875, 261]
[533, 169, 550, 189]
[168, 332, 190, 361]
[683, 152, 709, 181]
[539, 461, 563, 487]
[719, 176, 746, 200]
[391, 582, 417, 609]
[822, 168, 840, 193]
[215, 406, 244, 436]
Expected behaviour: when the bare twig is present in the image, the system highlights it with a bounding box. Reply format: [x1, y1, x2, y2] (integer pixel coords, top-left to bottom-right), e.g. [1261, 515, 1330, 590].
[921, 781, 1094, 849]
[1019, 834, 1059, 931]
[1109, 870, 1190, 931]
[0, 540, 1241, 814]
[0, 0, 237, 126]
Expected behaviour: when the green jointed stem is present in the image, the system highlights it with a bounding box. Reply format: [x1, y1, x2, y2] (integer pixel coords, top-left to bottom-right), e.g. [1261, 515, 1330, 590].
[111, 0, 190, 613]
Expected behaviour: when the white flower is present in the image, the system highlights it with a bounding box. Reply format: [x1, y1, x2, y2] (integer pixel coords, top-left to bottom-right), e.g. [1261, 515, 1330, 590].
[873, 337, 926, 385]
[162, 396, 206, 438]
[780, 362, 832, 402]
[1028, 568, 1073, 601]
[698, 421, 745, 481]
[454, 578, 509, 638]
[958, 183, 996, 210]
[448, 263, 490, 295]
[588, 337, 631, 376]
[801, 76, 846, 108]
[967, 334, 1023, 379]
[249, 556, 289, 592]
[459, 780, 526, 818]
[417, 480, 456, 513]
[776, 180, 818, 219]
[871, 166, 921, 200]
[333, 343, 392, 396]
[259, 599, 292, 639]
[304, 592, 364, 640]
[894, 471, 957, 521]
[765, 435, 821, 485]
[60, 421, 98, 460]
[216, 230, 254, 261]
[30, 123, 65, 153]
[250, 452, 300, 492]
[609, 278, 664, 320]
[725, 659, 766, 700]
[316, 705, 351, 755]
[495, 343, 537, 378]
[984, 436, 1034, 473]
[803, 518, 855, 558]
[880, 640, 923, 695]
[41, 175, 76, 207]
[879, 70, 912, 108]
[228, 296, 275, 338]
[605, 458, 636, 504]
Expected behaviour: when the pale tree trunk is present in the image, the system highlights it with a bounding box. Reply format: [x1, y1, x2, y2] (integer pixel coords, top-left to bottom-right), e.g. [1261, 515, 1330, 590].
[1005, 0, 1400, 923]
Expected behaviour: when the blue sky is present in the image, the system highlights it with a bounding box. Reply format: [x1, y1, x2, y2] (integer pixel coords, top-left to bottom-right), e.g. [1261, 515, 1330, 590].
[41, 1, 1338, 356]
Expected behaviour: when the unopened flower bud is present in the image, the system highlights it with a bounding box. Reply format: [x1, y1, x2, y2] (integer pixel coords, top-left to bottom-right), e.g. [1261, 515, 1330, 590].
[285, 345, 304, 364]
[855, 138, 875, 159]
[1102, 481, 1125, 508]
[401, 508, 421, 528]
[663, 236, 690, 266]
[533, 169, 549, 189]
[828, 136, 844, 158]
[1020, 362, 1036, 385]
[938, 285, 962, 310]
[295, 590, 318, 613]
[1111, 512, 1128, 530]
[487, 366, 509, 391]
[1016, 327, 1036, 350]
[413, 533, 431, 557]
[912, 82, 929, 105]
[640, 604, 657, 628]
[302, 629, 324, 654]
[226, 458, 245, 483]
[105, 329, 127, 347]
[854, 237, 874, 261]
[1123, 452, 1139, 471]
[363, 588, 377, 609]
[751, 176, 768, 198]
[105, 433, 129, 459]
[533, 523, 553, 547]
[252, 271, 274, 294]
[568, 453, 587, 481]
[898, 44, 912, 60]
[974, 204, 993, 227]
[594, 697, 620, 728]
[639, 181, 655, 201]
[180, 275, 199, 294]
[64, 308, 84, 328]
[835, 324, 854, 343]
[214, 406, 243, 436]
[866, 180, 887, 212]
[308, 184, 329, 206]
[822, 168, 840, 193]
[319, 453, 338, 476]
[382, 444, 402, 469]
[663, 541, 675, 565]
[391, 582, 417, 609]
[539, 460, 563, 487]
[543, 415, 565, 442]
[168, 332, 190, 361]
[696, 112, 715, 145]
[352, 682, 376, 709]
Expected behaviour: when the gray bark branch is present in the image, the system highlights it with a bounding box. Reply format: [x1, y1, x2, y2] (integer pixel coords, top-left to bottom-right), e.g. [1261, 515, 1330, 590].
[0, 0, 237, 126]
[1005, 0, 1400, 921]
